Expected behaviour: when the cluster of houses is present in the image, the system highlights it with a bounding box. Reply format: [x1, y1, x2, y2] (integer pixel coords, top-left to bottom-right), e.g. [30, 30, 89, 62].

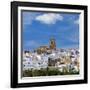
[23, 38, 80, 73]
[23, 48, 80, 73]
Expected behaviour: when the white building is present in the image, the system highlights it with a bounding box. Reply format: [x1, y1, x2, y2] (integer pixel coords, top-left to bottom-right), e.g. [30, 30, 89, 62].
[23, 49, 80, 71]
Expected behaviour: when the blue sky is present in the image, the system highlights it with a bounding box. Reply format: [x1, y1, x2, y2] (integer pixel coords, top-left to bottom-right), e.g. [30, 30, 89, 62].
[22, 11, 80, 51]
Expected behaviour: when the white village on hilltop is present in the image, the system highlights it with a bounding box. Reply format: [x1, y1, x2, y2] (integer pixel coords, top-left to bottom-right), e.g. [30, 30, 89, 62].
[23, 38, 80, 76]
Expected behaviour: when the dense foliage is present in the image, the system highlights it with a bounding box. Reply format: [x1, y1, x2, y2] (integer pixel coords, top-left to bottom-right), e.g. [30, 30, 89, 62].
[23, 67, 79, 77]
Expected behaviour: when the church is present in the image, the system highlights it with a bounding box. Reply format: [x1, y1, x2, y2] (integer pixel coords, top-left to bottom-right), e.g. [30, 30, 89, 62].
[36, 38, 56, 54]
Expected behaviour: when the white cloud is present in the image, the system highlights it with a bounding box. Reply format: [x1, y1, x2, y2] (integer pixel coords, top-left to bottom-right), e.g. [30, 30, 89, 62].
[25, 40, 39, 47]
[35, 13, 63, 24]
[23, 12, 37, 25]
[74, 19, 79, 24]
[68, 32, 79, 43]
[74, 17, 80, 25]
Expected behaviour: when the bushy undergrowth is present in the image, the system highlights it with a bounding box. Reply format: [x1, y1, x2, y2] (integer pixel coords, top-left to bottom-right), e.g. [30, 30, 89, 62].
[23, 68, 79, 77]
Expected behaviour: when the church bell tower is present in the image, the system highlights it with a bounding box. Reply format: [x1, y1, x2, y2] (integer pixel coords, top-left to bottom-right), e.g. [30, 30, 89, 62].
[49, 38, 56, 50]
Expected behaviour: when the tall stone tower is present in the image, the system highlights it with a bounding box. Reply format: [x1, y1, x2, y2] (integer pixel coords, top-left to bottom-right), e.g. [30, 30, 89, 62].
[49, 38, 56, 50]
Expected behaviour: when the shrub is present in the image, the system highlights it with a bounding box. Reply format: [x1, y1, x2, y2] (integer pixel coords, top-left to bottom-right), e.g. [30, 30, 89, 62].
[23, 67, 79, 77]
